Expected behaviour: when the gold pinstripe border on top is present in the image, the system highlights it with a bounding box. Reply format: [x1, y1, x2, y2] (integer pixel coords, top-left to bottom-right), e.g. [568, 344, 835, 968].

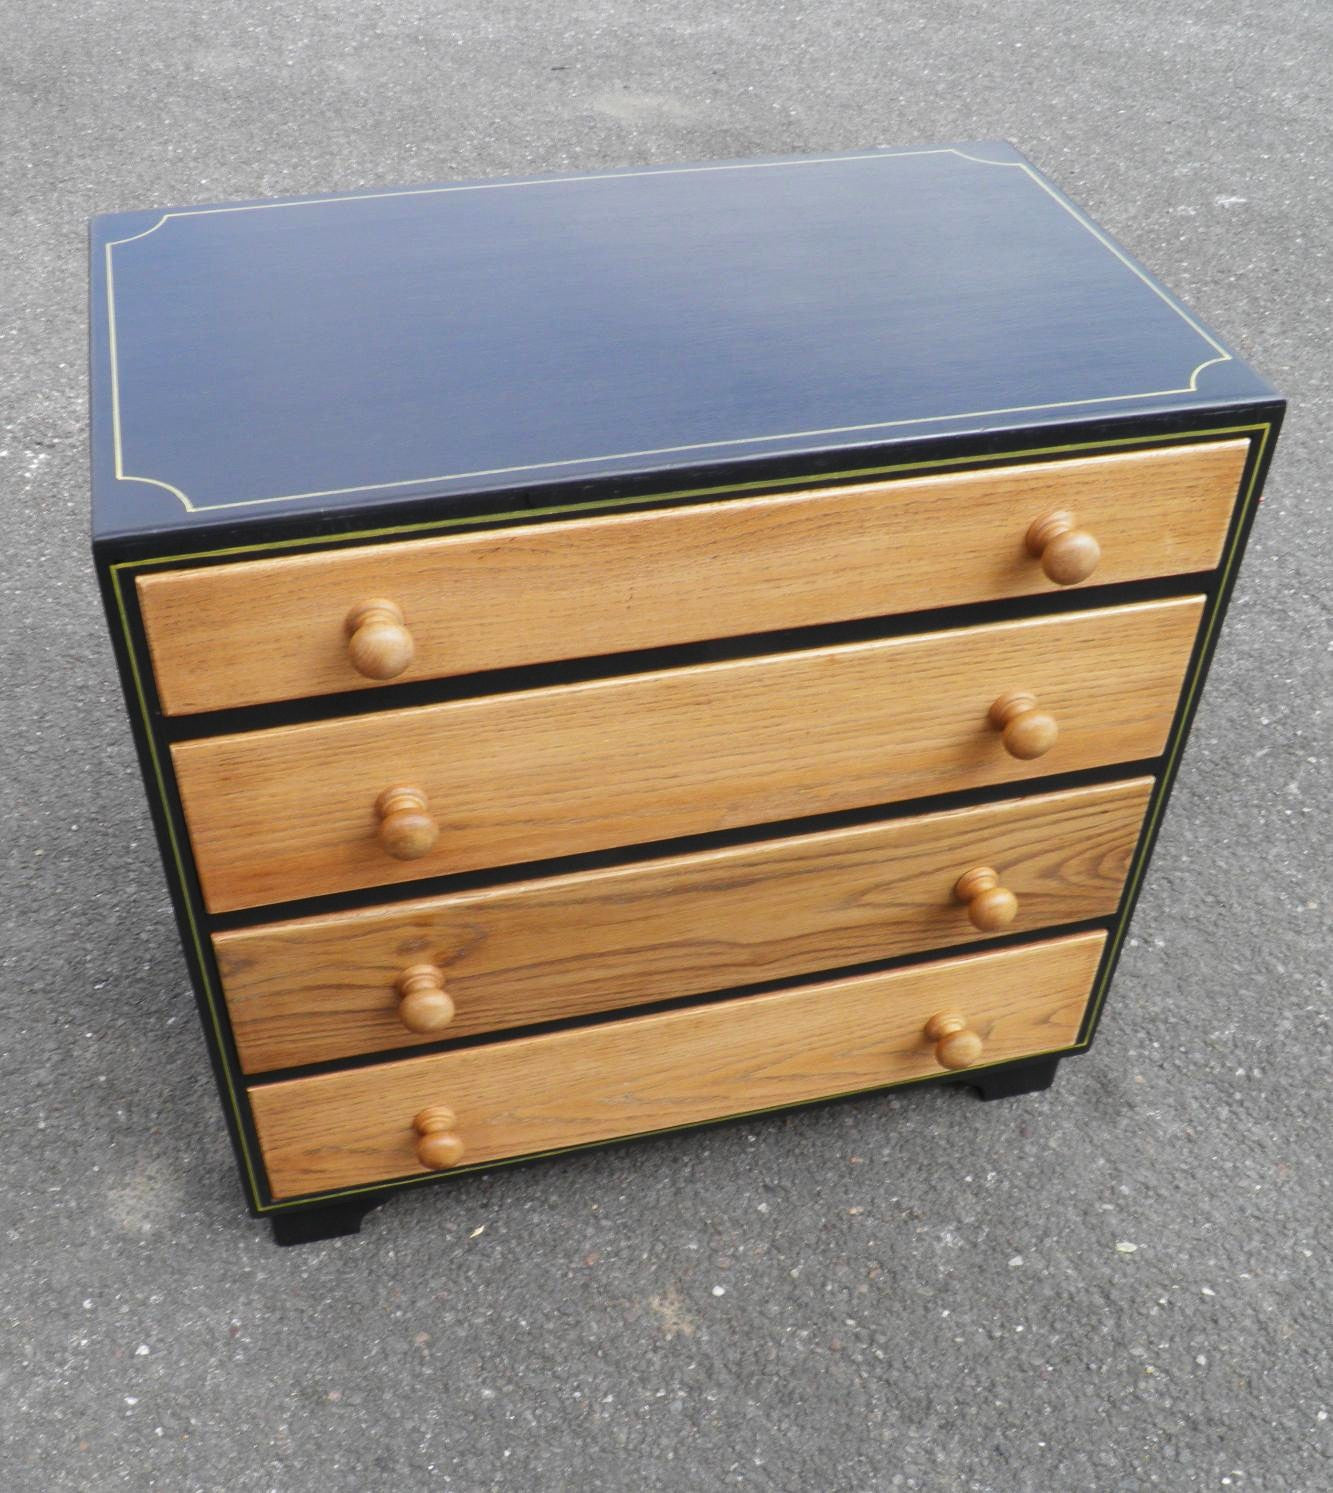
[102, 147, 1233, 514]
[108, 420, 1271, 1211]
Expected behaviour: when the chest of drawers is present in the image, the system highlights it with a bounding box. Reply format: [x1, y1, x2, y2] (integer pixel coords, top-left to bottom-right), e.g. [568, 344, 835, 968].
[90, 143, 1283, 1243]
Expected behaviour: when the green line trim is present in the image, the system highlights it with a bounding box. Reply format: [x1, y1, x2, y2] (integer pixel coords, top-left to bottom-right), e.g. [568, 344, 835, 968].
[114, 424, 1264, 572]
[109, 420, 1272, 1212]
[1067, 419, 1272, 1045]
[109, 566, 265, 1204]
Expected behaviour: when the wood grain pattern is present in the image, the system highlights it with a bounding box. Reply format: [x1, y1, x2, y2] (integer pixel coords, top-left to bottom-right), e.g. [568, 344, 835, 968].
[249, 932, 1105, 1199]
[216, 779, 1150, 1073]
[174, 598, 1200, 914]
[173, 597, 1201, 913]
[137, 442, 1244, 715]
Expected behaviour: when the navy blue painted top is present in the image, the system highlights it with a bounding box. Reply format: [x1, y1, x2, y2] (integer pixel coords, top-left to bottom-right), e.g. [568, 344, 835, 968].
[89, 142, 1276, 542]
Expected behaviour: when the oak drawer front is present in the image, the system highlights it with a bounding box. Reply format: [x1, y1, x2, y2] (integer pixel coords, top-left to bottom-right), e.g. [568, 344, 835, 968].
[174, 597, 1201, 913]
[138, 441, 1244, 716]
[218, 779, 1150, 1073]
[250, 932, 1104, 1199]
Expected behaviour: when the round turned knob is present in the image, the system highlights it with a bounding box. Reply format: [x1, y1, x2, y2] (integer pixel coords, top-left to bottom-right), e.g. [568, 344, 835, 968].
[414, 1105, 465, 1170]
[989, 689, 1059, 760]
[954, 866, 1019, 932]
[924, 1011, 984, 1071]
[396, 964, 456, 1034]
[345, 598, 415, 680]
[376, 785, 439, 860]
[1026, 510, 1101, 586]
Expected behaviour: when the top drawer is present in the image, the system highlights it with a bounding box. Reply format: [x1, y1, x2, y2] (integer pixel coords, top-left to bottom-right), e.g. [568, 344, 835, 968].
[137, 441, 1245, 715]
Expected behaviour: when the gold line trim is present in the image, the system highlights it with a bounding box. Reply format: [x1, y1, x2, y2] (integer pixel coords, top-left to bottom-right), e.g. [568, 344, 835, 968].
[109, 567, 264, 1204]
[102, 147, 1234, 513]
[102, 149, 983, 240]
[1072, 420, 1271, 1042]
[109, 422, 1271, 1212]
[117, 425, 1264, 571]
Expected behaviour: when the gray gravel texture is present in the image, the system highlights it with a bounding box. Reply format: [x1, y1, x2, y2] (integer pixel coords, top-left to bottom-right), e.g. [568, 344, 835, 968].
[2, 2, 1330, 1490]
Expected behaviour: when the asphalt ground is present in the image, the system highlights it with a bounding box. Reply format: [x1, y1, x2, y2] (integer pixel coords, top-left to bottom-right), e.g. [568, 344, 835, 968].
[1, 2, 1329, 1489]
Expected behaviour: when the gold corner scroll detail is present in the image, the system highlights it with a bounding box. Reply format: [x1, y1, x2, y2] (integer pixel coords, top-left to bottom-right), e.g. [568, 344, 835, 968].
[103, 148, 1235, 514]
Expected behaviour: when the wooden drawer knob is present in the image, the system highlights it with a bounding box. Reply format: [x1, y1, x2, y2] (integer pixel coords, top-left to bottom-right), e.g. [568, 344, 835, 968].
[376, 785, 439, 860]
[345, 598, 415, 680]
[925, 1011, 984, 1071]
[989, 689, 1059, 760]
[397, 964, 455, 1034]
[954, 866, 1019, 931]
[414, 1105, 465, 1170]
[1026, 510, 1101, 585]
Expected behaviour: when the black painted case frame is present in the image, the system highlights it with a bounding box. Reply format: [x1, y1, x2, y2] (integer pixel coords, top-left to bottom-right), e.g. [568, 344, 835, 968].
[94, 403, 1283, 1241]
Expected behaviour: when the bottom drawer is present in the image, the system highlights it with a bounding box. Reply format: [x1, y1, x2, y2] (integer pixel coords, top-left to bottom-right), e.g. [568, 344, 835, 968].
[251, 931, 1105, 1201]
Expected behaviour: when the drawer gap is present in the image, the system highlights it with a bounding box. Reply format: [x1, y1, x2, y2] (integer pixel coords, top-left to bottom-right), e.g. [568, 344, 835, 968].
[162, 569, 1218, 743]
[205, 756, 1162, 932]
[242, 915, 1113, 1086]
